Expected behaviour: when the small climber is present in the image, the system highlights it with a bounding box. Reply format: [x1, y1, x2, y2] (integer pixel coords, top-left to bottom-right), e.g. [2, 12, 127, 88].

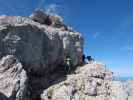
[64, 56, 72, 73]
[86, 56, 94, 64]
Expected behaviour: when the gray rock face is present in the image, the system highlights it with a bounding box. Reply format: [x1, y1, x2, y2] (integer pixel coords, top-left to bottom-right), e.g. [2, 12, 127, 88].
[0, 16, 84, 76]
[0, 15, 84, 100]
[30, 9, 51, 25]
[0, 55, 29, 100]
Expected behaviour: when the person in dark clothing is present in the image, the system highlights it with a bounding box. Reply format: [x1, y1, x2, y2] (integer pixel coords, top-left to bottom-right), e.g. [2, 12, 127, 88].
[86, 56, 94, 63]
[82, 54, 86, 64]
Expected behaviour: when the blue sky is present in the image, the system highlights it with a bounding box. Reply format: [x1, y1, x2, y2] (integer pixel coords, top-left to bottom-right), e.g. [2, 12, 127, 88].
[0, 0, 133, 77]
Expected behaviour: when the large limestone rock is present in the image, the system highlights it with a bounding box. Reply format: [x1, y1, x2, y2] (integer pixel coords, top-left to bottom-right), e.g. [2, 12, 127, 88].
[0, 15, 84, 100]
[0, 55, 29, 100]
[0, 16, 84, 76]
[41, 62, 133, 100]
[41, 62, 113, 100]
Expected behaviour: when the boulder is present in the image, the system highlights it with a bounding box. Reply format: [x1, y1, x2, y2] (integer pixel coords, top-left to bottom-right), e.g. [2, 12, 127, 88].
[30, 9, 52, 25]
[0, 16, 84, 76]
[0, 15, 83, 100]
[41, 63, 114, 100]
[50, 15, 64, 28]
[0, 55, 29, 100]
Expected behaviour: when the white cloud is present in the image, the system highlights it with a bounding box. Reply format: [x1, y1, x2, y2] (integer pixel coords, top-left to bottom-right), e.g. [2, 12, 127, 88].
[46, 4, 60, 16]
[45, 4, 64, 22]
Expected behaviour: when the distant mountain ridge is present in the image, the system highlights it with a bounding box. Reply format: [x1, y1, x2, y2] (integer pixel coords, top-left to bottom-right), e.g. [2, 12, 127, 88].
[114, 76, 133, 81]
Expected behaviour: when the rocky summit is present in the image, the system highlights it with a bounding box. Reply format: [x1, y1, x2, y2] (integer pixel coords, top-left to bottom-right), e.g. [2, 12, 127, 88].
[0, 10, 133, 100]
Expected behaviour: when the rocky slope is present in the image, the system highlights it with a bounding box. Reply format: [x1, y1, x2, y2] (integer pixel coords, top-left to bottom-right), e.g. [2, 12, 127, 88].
[0, 11, 133, 100]
[41, 62, 133, 100]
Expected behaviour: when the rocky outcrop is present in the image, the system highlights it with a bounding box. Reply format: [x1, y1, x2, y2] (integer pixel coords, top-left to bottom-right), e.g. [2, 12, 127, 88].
[30, 9, 51, 25]
[41, 62, 112, 100]
[41, 62, 133, 100]
[0, 12, 133, 100]
[0, 13, 83, 100]
[0, 55, 29, 100]
[0, 16, 83, 76]
[30, 9, 66, 29]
